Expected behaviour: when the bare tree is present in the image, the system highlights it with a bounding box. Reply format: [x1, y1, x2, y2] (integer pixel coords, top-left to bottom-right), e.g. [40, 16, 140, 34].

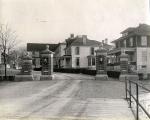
[0, 24, 18, 80]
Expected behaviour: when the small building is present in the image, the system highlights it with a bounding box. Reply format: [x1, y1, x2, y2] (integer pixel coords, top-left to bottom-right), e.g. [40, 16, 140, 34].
[27, 43, 58, 68]
[108, 24, 150, 78]
[56, 34, 113, 69]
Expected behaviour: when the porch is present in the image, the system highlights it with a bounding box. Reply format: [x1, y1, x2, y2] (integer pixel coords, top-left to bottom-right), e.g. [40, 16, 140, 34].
[107, 48, 137, 72]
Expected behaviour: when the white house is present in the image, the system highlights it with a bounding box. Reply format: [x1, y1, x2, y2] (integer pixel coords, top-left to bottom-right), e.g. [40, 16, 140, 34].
[56, 34, 113, 69]
[108, 24, 150, 78]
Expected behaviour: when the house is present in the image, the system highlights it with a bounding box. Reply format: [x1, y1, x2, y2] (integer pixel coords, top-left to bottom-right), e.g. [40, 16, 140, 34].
[53, 42, 66, 68]
[56, 34, 113, 69]
[108, 24, 150, 77]
[27, 43, 58, 68]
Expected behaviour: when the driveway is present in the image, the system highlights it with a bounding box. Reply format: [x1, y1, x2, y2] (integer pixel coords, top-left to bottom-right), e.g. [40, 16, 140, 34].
[0, 73, 134, 120]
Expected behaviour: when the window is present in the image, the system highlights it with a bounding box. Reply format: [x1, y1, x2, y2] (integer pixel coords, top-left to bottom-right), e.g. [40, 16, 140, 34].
[123, 40, 126, 47]
[75, 47, 80, 55]
[76, 57, 80, 66]
[142, 65, 146, 68]
[91, 47, 94, 55]
[142, 51, 147, 63]
[88, 57, 95, 66]
[92, 58, 95, 65]
[141, 36, 147, 46]
[88, 58, 91, 66]
[129, 37, 133, 47]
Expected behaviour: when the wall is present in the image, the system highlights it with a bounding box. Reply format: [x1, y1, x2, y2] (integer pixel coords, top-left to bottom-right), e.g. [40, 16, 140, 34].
[60, 44, 66, 56]
[54, 44, 66, 57]
[66, 46, 71, 55]
[53, 44, 66, 68]
[136, 48, 150, 74]
[0, 52, 1, 64]
[71, 46, 99, 68]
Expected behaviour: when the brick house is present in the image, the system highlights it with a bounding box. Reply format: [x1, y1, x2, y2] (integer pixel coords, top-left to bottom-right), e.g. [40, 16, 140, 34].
[108, 24, 150, 77]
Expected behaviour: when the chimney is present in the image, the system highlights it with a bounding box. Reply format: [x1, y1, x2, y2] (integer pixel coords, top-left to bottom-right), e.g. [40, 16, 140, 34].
[82, 35, 87, 45]
[70, 34, 74, 39]
[105, 38, 108, 44]
[102, 40, 104, 44]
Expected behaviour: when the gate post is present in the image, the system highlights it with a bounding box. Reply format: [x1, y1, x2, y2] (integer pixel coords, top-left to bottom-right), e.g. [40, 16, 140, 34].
[15, 53, 33, 81]
[119, 49, 129, 81]
[40, 45, 54, 80]
[95, 43, 108, 80]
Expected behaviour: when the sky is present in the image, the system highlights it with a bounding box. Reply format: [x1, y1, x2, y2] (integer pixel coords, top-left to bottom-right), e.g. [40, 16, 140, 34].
[0, 0, 150, 46]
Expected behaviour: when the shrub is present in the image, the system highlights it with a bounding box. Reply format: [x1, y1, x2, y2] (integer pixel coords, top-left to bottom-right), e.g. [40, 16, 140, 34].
[34, 67, 42, 71]
[107, 71, 120, 78]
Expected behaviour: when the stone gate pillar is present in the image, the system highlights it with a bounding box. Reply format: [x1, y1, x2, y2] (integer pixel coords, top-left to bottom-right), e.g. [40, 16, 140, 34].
[95, 44, 108, 80]
[120, 50, 129, 73]
[119, 49, 139, 81]
[119, 49, 129, 81]
[15, 53, 33, 81]
[40, 45, 54, 80]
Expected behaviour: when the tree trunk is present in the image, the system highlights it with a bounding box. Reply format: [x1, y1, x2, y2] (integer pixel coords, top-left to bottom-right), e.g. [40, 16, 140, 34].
[4, 50, 7, 80]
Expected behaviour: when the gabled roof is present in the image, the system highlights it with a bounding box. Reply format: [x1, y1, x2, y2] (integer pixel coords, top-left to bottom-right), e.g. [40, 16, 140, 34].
[121, 27, 135, 34]
[71, 38, 100, 46]
[66, 36, 113, 50]
[134, 24, 150, 35]
[27, 43, 58, 52]
[112, 24, 150, 43]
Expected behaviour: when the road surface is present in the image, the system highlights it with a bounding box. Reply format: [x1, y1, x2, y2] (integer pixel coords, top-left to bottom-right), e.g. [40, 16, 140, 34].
[0, 73, 134, 120]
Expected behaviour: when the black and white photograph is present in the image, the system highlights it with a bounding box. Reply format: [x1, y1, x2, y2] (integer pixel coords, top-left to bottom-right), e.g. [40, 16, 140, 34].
[0, 0, 150, 120]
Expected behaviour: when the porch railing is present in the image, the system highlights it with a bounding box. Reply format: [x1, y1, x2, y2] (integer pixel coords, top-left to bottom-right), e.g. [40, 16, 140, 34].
[125, 78, 150, 120]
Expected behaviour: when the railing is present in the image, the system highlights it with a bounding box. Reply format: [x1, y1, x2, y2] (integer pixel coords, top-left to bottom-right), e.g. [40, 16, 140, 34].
[125, 78, 150, 120]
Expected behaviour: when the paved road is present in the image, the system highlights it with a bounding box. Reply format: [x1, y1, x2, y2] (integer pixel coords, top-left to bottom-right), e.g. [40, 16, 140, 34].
[0, 73, 134, 120]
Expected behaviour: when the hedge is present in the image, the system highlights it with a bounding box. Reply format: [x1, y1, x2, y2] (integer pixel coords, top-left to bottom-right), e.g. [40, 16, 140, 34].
[54, 68, 121, 78]
[0, 76, 15, 81]
[54, 68, 96, 76]
[107, 71, 120, 78]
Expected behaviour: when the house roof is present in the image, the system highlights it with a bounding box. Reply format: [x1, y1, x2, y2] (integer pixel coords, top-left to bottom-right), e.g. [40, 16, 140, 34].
[27, 43, 58, 52]
[66, 36, 113, 50]
[71, 38, 100, 46]
[112, 24, 150, 43]
[121, 27, 135, 34]
[54, 42, 66, 49]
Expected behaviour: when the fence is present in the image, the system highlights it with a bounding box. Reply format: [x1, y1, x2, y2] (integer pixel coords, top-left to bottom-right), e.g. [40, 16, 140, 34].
[125, 78, 150, 120]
